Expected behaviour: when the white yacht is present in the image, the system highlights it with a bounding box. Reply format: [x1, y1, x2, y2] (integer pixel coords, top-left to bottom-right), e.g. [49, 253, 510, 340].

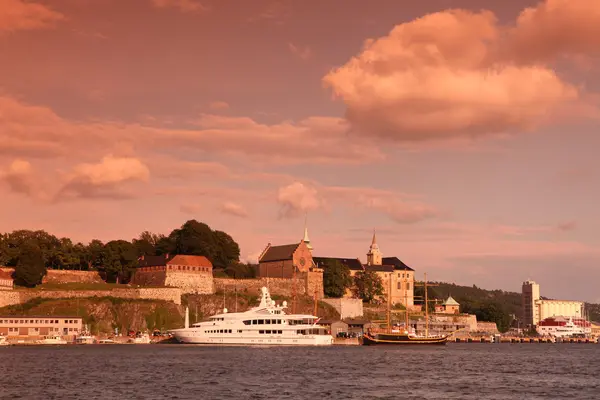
[170, 287, 333, 346]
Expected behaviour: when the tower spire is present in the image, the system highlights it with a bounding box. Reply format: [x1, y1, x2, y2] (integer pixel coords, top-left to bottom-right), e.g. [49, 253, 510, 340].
[366, 229, 382, 266]
[302, 213, 313, 251]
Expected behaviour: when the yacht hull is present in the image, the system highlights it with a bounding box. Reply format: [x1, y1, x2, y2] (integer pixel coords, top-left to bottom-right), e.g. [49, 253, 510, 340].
[361, 333, 448, 345]
[171, 330, 333, 346]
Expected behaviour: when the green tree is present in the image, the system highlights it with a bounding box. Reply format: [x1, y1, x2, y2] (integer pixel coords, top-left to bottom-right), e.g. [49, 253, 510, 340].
[224, 262, 256, 279]
[213, 230, 240, 269]
[170, 220, 218, 259]
[0, 233, 9, 266]
[101, 240, 138, 283]
[13, 242, 47, 287]
[353, 270, 384, 303]
[322, 259, 352, 298]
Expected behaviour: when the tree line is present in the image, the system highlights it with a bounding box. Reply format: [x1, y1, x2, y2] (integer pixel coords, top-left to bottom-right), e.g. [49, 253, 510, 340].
[0, 220, 244, 287]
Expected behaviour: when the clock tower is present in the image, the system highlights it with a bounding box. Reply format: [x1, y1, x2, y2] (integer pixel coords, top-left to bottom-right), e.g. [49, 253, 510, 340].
[366, 231, 382, 266]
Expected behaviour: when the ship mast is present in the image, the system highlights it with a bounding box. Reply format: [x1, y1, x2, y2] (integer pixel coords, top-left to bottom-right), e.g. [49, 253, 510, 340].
[292, 262, 297, 314]
[313, 286, 318, 316]
[404, 273, 409, 331]
[387, 273, 392, 333]
[424, 272, 429, 337]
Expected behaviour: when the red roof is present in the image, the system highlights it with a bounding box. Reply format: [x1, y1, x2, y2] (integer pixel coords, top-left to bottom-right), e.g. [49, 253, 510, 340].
[167, 255, 213, 269]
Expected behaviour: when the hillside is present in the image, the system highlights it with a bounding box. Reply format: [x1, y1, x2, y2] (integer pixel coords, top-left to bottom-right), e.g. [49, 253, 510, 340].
[0, 292, 340, 335]
[0, 297, 184, 334]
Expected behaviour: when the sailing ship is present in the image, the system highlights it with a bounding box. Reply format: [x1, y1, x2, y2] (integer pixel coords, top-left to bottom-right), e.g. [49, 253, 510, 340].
[361, 272, 449, 345]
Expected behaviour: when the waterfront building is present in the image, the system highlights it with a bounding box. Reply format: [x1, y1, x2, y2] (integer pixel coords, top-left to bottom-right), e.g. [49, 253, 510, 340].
[522, 280, 540, 327]
[435, 296, 460, 314]
[0, 316, 83, 338]
[522, 280, 583, 327]
[0, 269, 13, 291]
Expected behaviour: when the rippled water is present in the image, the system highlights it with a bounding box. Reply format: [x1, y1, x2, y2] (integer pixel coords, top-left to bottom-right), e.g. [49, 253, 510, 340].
[1, 344, 599, 399]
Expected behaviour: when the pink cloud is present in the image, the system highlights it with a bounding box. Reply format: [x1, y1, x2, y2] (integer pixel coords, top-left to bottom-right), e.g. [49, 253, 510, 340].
[0, 0, 64, 33]
[0, 95, 382, 165]
[277, 182, 325, 218]
[288, 43, 312, 61]
[55, 155, 150, 201]
[151, 0, 208, 13]
[0, 159, 36, 197]
[220, 201, 249, 218]
[323, 9, 578, 142]
[509, 0, 600, 63]
[326, 186, 438, 224]
[208, 101, 230, 111]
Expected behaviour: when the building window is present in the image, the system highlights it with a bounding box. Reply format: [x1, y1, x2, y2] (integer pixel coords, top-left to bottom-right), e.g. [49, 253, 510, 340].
[407, 283, 410, 290]
[397, 282, 401, 290]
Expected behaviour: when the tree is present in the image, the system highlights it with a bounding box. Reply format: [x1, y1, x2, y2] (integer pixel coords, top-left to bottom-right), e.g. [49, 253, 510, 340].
[322, 259, 352, 298]
[101, 240, 138, 283]
[213, 230, 240, 269]
[353, 270, 384, 303]
[170, 220, 218, 259]
[13, 242, 47, 287]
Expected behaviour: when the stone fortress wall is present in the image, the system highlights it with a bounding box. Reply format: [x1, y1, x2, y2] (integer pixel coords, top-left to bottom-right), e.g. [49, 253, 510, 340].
[213, 269, 324, 299]
[0, 268, 104, 284]
[0, 287, 181, 308]
[0, 265, 323, 306]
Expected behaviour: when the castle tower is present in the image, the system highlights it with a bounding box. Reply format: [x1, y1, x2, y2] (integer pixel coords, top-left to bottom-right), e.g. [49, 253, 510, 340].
[302, 214, 313, 252]
[366, 231, 382, 266]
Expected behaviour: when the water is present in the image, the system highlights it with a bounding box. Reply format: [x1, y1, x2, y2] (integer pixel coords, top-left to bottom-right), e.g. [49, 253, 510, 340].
[1, 344, 599, 399]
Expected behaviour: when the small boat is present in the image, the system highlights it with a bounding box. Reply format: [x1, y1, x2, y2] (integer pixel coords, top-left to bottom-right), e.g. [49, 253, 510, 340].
[98, 338, 115, 344]
[75, 333, 96, 344]
[0, 335, 9, 346]
[37, 335, 68, 345]
[362, 272, 449, 346]
[129, 333, 151, 344]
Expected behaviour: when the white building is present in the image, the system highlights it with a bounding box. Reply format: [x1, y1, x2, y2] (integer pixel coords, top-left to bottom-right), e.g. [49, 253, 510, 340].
[522, 280, 583, 327]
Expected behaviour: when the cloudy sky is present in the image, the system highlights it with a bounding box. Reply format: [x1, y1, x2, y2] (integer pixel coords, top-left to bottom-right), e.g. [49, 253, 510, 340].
[2, 0, 600, 301]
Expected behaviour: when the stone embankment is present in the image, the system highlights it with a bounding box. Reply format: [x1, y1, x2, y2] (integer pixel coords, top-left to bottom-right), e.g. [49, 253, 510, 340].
[0, 268, 104, 284]
[0, 287, 181, 308]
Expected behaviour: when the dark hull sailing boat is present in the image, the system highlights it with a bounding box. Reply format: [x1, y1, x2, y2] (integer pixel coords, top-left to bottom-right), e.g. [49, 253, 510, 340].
[362, 332, 447, 345]
[361, 272, 449, 346]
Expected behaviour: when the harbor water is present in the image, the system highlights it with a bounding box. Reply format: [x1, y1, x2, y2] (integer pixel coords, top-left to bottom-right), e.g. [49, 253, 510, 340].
[1, 344, 599, 399]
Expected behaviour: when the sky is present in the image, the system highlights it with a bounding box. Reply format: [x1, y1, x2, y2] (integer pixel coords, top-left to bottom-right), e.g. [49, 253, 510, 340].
[1, 0, 600, 302]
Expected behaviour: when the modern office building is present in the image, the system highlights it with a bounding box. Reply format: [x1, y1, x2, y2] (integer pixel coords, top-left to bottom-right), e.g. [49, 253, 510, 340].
[522, 280, 583, 327]
[0, 316, 83, 338]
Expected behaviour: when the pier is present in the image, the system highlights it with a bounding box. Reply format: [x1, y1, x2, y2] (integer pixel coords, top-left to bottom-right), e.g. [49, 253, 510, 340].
[452, 337, 599, 344]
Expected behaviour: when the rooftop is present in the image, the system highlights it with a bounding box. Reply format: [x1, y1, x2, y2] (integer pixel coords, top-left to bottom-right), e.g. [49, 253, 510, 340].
[259, 243, 300, 263]
[313, 257, 363, 271]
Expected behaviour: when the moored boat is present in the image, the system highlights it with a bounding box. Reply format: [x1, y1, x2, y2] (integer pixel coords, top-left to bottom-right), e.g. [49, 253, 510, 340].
[75, 333, 96, 344]
[169, 287, 333, 346]
[362, 272, 449, 346]
[36, 335, 68, 345]
[0, 334, 9, 346]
